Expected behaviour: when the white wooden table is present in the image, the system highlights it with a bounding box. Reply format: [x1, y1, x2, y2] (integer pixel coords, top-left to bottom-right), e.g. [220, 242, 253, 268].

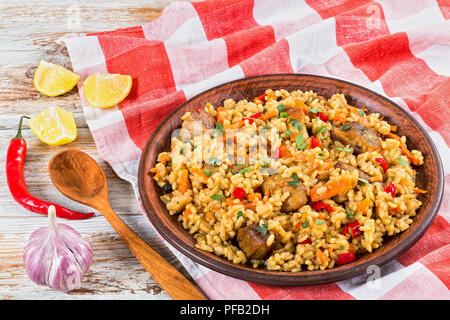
[0, 0, 191, 300]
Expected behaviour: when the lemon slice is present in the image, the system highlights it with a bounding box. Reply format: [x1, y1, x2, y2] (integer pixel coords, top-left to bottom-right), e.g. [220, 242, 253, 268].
[83, 73, 132, 108]
[33, 60, 80, 96]
[29, 106, 77, 146]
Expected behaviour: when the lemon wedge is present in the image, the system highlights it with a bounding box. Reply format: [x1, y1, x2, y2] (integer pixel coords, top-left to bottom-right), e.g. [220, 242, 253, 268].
[29, 106, 77, 146]
[33, 60, 80, 96]
[82, 73, 132, 108]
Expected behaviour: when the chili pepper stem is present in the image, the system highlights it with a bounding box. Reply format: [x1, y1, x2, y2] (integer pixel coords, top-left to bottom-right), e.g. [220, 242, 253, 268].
[13, 115, 30, 140]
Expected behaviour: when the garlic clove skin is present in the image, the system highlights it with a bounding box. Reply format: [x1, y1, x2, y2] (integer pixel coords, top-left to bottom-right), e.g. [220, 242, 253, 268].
[23, 206, 93, 292]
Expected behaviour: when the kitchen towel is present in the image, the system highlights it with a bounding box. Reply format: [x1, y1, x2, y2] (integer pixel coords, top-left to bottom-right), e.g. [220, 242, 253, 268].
[63, 0, 450, 299]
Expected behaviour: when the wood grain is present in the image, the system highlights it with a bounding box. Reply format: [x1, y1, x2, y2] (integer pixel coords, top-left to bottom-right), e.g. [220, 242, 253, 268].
[0, 0, 188, 300]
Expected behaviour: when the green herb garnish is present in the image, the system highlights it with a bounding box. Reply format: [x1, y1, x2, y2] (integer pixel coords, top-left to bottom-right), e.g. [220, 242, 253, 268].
[203, 170, 212, 177]
[287, 180, 301, 187]
[317, 153, 324, 160]
[289, 119, 303, 132]
[180, 147, 184, 155]
[316, 126, 327, 135]
[211, 193, 222, 201]
[284, 130, 292, 137]
[302, 220, 308, 228]
[262, 108, 267, 114]
[308, 107, 322, 114]
[279, 111, 288, 118]
[319, 136, 327, 140]
[346, 207, 357, 218]
[341, 124, 351, 131]
[240, 167, 251, 175]
[207, 157, 221, 167]
[316, 219, 325, 225]
[237, 211, 244, 219]
[397, 157, 408, 166]
[336, 147, 353, 153]
[358, 109, 365, 117]
[291, 173, 300, 180]
[295, 133, 306, 150]
[358, 177, 369, 186]
[215, 121, 224, 136]
[255, 223, 268, 237]
[277, 104, 287, 113]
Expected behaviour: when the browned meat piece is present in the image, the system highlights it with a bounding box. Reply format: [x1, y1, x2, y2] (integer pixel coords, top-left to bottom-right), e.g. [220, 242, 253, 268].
[237, 224, 276, 259]
[181, 108, 216, 137]
[287, 108, 309, 139]
[262, 174, 308, 212]
[331, 122, 380, 154]
[334, 161, 371, 181]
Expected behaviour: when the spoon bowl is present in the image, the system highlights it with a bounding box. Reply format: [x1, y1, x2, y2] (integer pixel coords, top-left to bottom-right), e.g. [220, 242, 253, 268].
[48, 149, 206, 300]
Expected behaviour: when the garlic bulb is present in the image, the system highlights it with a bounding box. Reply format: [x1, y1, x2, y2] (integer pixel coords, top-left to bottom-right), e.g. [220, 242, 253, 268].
[23, 205, 93, 292]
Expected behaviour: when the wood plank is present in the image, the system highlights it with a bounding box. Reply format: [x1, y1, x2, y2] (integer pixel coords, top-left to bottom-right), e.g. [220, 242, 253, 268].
[0, 0, 198, 299]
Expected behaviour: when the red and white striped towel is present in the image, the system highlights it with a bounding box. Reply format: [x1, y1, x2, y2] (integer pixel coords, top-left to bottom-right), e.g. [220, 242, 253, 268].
[63, 0, 450, 300]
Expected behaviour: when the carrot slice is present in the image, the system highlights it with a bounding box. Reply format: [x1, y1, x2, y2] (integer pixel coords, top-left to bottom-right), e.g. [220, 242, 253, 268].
[316, 249, 330, 265]
[247, 193, 262, 203]
[309, 176, 354, 202]
[358, 198, 371, 213]
[385, 133, 420, 165]
[178, 169, 191, 194]
[259, 108, 278, 120]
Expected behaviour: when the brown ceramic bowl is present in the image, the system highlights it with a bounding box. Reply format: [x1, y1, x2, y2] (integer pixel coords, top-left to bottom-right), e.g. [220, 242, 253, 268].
[138, 74, 444, 285]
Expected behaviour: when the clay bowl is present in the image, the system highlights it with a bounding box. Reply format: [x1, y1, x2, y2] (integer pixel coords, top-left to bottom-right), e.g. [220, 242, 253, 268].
[138, 74, 444, 285]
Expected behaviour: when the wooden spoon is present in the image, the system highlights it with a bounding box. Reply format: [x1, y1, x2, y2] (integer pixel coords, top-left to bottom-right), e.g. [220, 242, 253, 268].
[48, 149, 206, 300]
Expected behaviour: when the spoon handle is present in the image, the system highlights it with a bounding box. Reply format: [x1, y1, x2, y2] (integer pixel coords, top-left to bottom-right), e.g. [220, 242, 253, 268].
[97, 200, 206, 300]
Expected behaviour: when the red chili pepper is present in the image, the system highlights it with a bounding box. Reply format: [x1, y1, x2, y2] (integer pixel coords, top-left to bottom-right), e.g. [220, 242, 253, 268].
[318, 112, 328, 122]
[384, 182, 396, 197]
[6, 116, 95, 220]
[375, 157, 388, 171]
[272, 147, 282, 159]
[337, 252, 357, 266]
[342, 221, 361, 238]
[298, 237, 312, 245]
[196, 105, 201, 112]
[250, 112, 262, 119]
[256, 94, 267, 102]
[241, 118, 255, 125]
[311, 136, 321, 149]
[310, 201, 334, 212]
[232, 187, 246, 201]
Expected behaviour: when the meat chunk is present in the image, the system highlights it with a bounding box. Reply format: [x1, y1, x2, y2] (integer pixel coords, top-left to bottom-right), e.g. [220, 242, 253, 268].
[237, 224, 276, 259]
[287, 108, 309, 139]
[262, 174, 308, 212]
[181, 108, 216, 138]
[334, 161, 371, 181]
[331, 122, 380, 154]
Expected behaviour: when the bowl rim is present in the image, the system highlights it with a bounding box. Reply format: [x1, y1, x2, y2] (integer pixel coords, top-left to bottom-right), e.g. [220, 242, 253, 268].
[138, 73, 444, 285]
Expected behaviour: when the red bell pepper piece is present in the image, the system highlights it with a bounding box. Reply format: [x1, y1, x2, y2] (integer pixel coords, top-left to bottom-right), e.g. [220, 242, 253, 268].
[272, 147, 282, 159]
[241, 118, 255, 125]
[256, 94, 267, 102]
[232, 187, 246, 201]
[250, 112, 262, 119]
[310, 201, 333, 212]
[311, 136, 321, 149]
[343, 221, 361, 238]
[384, 182, 396, 197]
[337, 252, 357, 266]
[298, 237, 312, 245]
[375, 157, 388, 171]
[318, 112, 328, 122]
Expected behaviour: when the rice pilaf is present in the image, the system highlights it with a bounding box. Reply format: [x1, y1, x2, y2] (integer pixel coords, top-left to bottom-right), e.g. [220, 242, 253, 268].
[150, 89, 424, 271]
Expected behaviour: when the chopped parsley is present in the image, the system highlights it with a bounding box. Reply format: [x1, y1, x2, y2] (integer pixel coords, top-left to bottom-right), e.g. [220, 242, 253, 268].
[397, 157, 409, 166]
[308, 107, 322, 114]
[240, 167, 251, 175]
[277, 104, 287, 113]
[203, 170, 212, 177]
[255, 223, 268, 237]
[215, 121, 224, 136]
[316, 219, 325, 226]
[291, 173, 300, 180]
[346, 207, 357, 218]
[261, 126, 271, 130]
[207, 157, 221, 167]
[262, 108, 267, 114]
[179, 147, 184, 155]
[237, 211, 244, 219]
[295, 133, 307, 150]
[278, 111, 288, 118]
[341, 124, 351, 131]
[317, 153, 325, 160]
[358, 109, 365, 117]
[289, 119, 303, 132]
[284, 130, 292, 137]
[302, 220, 308, 228]
[319, 136, 327, 140]
[358, 177, 369, 186]
[316, 126, 327, 135]
[336, 147, 353, 153]
[362, 128, 368, 135]
[211, 193, 222, 201]
[287, 180, 301, 187]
